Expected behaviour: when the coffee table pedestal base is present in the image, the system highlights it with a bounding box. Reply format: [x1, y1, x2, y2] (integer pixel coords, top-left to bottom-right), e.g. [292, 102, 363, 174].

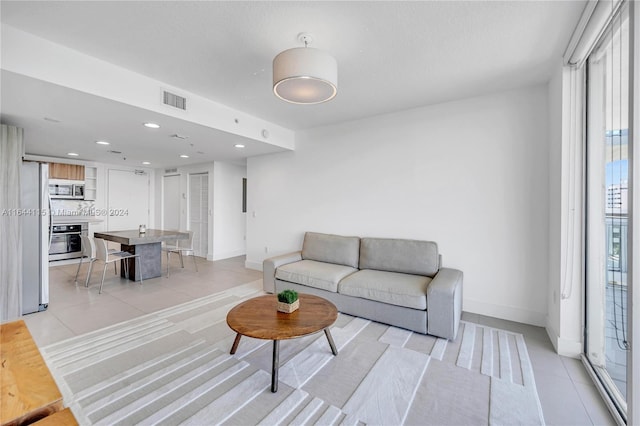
[229, 328, 338, 393]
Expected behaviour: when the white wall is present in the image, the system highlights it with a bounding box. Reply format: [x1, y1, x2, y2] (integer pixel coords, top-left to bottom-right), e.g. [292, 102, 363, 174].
[545, 63, 585, 358]
[247, 85, 550, 326]
[154, 161, 247, 261]
[547, 62, 563, 349]
[212, 162, 247, 260]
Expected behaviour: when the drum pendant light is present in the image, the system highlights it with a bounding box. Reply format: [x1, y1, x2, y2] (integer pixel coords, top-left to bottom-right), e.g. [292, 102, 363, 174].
[273, 33, 337, 104]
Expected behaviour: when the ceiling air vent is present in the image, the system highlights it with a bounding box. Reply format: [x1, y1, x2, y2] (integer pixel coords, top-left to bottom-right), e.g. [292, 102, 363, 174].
[165, 168, 178, 174]
[163, 91, 187, 110]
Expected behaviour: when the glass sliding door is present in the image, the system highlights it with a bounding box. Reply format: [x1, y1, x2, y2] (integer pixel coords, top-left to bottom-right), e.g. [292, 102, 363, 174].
[585, 3, 630, 418]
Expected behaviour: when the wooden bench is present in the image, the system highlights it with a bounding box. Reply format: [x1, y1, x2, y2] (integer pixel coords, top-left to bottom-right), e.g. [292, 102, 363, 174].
[1, 320, 77, 426]
[32, 408, 77, 426]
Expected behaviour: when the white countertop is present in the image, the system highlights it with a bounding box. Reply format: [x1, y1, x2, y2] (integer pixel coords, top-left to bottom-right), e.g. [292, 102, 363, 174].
[52, 216, 104, 224]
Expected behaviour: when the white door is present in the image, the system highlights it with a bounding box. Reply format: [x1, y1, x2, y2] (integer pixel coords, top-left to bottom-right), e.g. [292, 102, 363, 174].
[163, 174, 181, 230]
[107, 169, 150, 230]
[189, 173, 208, 257]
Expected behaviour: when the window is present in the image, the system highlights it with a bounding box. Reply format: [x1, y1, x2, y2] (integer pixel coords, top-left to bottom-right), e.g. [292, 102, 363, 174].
[584, 3, 630, 420]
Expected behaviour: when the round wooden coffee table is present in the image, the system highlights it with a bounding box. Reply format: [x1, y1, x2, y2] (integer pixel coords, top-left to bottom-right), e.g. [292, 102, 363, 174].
[226, 293, 338, 392]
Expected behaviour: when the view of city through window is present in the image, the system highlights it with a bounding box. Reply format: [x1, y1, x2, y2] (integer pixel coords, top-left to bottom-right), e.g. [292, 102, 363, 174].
[604, 129, 628, 399]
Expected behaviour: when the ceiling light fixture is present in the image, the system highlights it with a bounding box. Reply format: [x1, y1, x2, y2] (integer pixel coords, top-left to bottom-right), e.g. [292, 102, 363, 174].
[67, 152, 79, 156]
[142, 161, 151, 165]
[143, 122, 160, 129]
[234, 144, 245, 149]
[273, 33, 337, 105]
[95, 140, 110, 145]
[180, 154, 189, 158]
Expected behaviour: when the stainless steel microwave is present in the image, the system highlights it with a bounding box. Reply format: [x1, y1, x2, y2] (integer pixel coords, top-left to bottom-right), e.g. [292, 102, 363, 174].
[49, 180, 84, 199]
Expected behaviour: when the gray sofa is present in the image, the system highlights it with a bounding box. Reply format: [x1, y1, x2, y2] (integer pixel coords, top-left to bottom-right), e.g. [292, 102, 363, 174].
[263, 232, 463, 340]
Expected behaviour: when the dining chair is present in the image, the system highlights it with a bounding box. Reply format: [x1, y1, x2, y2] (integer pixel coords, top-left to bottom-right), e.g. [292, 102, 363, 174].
[94, 237, 144, 293]
[75, 235, 117, 287]
[162, 230, 198, 277]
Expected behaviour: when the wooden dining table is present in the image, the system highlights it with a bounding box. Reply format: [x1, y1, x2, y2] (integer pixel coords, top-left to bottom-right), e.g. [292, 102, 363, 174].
[93, 229, 188, 280]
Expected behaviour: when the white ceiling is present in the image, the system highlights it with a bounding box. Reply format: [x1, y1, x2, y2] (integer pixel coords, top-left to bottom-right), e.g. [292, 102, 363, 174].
[0, 1, 586, 169]
[1, 70, 285, 168]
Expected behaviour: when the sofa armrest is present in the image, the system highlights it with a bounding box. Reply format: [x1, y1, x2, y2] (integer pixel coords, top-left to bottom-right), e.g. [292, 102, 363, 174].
[262, 251, 303, 293]
[427, 268, 463, 340]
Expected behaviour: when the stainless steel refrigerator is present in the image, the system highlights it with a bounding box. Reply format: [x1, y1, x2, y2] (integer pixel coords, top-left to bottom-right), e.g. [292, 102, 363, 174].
[21, 161, 51, 314]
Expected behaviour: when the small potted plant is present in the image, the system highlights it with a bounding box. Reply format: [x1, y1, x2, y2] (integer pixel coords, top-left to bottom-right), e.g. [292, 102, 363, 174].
[277, 289, 299, 313]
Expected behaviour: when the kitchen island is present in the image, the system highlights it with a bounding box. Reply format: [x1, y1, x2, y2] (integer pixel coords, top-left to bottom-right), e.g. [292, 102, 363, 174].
[93, 229, 188, 280]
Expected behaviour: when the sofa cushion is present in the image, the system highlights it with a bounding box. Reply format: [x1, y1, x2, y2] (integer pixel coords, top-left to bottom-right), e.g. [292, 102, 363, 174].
[302, 232, 360, 268]
[338, 269, 431, 310]
[275, 260, 358, 292]
[360, 238, 439, 277]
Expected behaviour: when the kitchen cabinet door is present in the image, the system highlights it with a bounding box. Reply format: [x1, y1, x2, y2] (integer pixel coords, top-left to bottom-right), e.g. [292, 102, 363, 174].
[49, 163, 70, 179]
[69, 165, 85, 180]
[49, 163, 85, 180]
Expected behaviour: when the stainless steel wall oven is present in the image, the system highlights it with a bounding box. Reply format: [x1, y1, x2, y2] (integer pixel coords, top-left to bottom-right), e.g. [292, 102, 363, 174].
[49, 223, 88, 261]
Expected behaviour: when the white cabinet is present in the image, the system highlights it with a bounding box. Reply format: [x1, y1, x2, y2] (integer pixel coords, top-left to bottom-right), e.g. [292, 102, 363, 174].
[84, 167, 97, 200]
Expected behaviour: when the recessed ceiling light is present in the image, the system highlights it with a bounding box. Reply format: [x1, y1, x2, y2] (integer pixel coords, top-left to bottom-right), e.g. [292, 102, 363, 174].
[143, 122, 160, 129]
[95, 140, 110, 145]
[180, 154, 189, 158]
[142, 161, 151, 165]
[67, 152, 79, 156]
[234, 144, 245, 148]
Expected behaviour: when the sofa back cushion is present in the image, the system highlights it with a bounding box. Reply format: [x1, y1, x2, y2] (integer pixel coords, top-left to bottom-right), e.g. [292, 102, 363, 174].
[302, 232, 360, 268]
[359, 237, 439, 277]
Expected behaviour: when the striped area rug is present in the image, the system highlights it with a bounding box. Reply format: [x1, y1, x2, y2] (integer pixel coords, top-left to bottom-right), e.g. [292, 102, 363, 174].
[41, 280, 545, 425]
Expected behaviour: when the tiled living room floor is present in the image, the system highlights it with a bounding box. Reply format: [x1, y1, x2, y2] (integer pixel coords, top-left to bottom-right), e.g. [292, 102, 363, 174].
[23, 256, 615, 425]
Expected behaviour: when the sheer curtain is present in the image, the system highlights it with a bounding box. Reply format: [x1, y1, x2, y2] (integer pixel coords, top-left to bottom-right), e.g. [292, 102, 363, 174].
[0, 125, 24, 322]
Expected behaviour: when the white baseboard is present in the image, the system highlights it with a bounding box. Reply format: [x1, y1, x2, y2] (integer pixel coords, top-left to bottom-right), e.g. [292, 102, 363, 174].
[545, 323, 582, 357]
[545, 323, 561, 353]
[464, 298, 546, 327]
[557, 336, 582, 358]
[245, 260, 262, 271]
[212, 249, 246, 261]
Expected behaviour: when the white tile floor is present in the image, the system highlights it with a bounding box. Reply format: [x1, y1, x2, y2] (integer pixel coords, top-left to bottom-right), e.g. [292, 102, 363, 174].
[463, 313, 616, 425]
[24, 255, 262, 346]
[23, 256, 616, 425]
